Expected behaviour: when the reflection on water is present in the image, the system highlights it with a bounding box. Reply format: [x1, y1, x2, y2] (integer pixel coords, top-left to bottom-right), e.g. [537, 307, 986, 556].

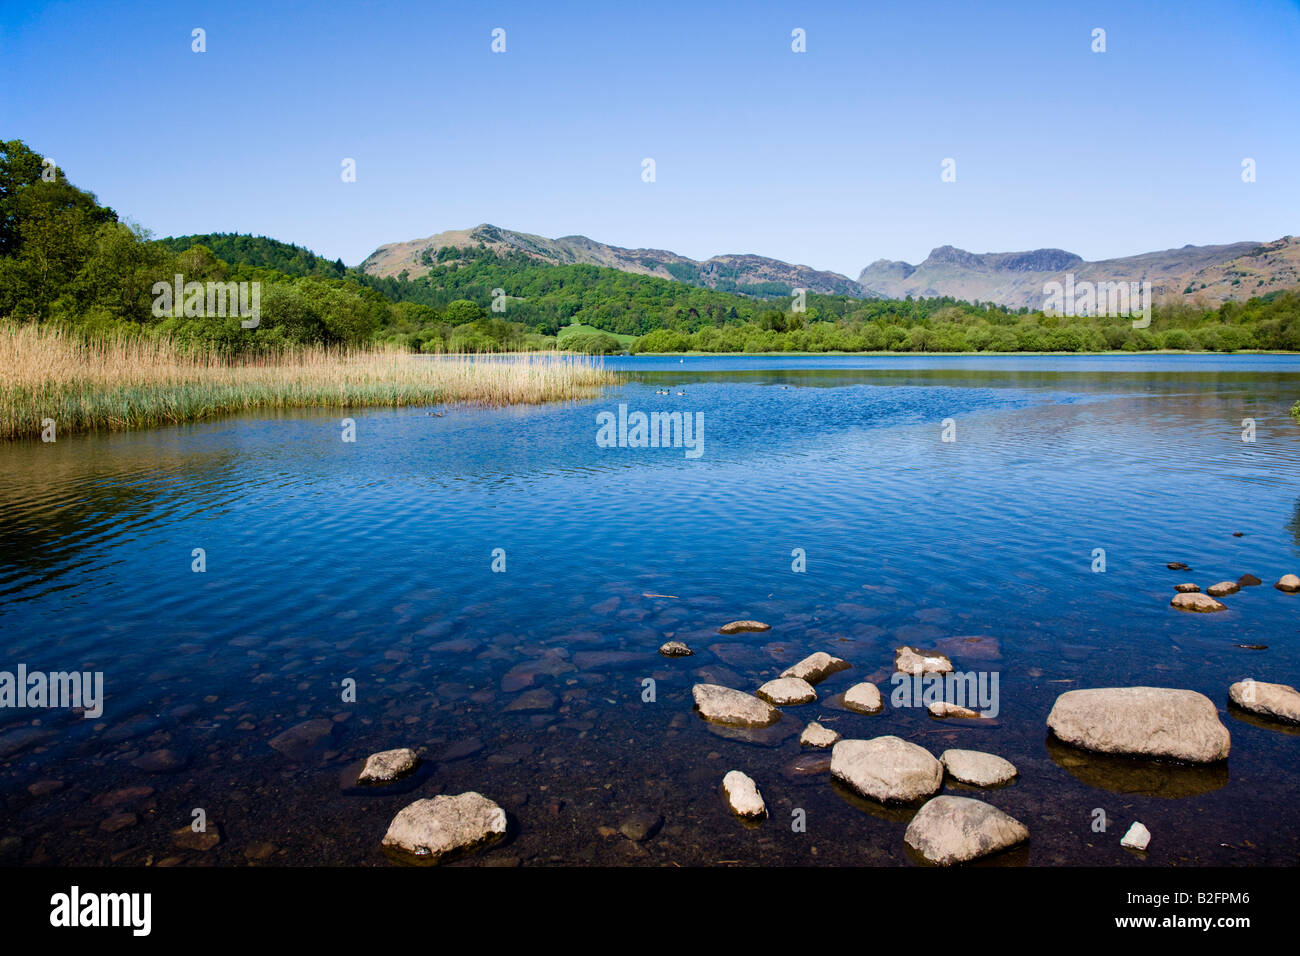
[0, 354, 1298, 867]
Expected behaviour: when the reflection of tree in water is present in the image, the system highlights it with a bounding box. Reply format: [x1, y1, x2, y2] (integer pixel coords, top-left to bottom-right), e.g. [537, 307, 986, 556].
[1289, 497, 1300, 546]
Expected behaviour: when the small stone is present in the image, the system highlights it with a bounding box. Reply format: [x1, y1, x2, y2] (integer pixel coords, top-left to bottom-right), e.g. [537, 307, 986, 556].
[830, 736, 943, 803]
[618, 812, 663, 842]
[1275, 574, 1300, 593]
[941, 749, 1018, 787]
[438, 737, 483, 762]
[26, 779, 63, 797]
[173, 825, 222, 851]
[800, 722, 840, 748]
[756, 677, 817, 706]
[691, 684, 780, 727]
[1174, 583, 1200, 593]
[268, 718, 334, 760]
[244, 842, 277, 861]
[842, 682, 883, 714]
[505, 689, 556, 712]
[381, 793, 507, 865]
[1238, 573, 1262, 587]
[928, 701, 982, 719]
[1229, 679, 1300, 724]
[131, 749, 186, 773]
[718, 620, 771, 635]
[780, 652, 851, 684]
[658, 641, 693, 657]
[904, 796, 1028, 865]
[100, 812, 138, 833]
[1121, 821, 1151, 851]
[894, 646, 953, 676]
[357, 748, 420, 784]
[1167, 562, 1190, 571]
[722, 770, 766, 819]
[1207, 581, 1240, 597]
[1170, 592, 1226, 612]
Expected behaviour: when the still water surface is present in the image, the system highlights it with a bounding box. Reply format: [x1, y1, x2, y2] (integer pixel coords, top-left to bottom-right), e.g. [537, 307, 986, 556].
[1, 354, 1298, 865]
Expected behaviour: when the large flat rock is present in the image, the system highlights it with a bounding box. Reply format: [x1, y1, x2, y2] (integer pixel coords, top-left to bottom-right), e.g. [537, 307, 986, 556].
[692, 684, 780, 727]
[1047, 687, 1230, 763]
[381, 792, 507, 865]
[1229, 679, 1300, 725]
[904, 795, 1028, 865]
[830, 736, 943, 803]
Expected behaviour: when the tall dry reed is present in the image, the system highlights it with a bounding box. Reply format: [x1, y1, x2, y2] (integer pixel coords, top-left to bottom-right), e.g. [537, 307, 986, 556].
[0, 324, 618, 440]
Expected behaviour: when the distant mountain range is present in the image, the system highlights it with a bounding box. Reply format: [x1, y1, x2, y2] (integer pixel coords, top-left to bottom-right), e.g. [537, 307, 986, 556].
[361, 224, 1300, 309]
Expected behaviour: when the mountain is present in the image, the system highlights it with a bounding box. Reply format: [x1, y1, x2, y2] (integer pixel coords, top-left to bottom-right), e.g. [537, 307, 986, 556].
[859, 237, 1300, 309]
[360, 224, 872, 298]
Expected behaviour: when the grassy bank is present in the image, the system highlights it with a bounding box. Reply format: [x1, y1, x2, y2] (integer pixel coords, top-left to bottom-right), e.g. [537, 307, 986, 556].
[0, 324, 618, 441]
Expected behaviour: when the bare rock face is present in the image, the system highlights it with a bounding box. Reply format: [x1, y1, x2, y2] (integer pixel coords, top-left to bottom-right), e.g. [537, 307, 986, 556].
[357, 748, 419, 784]
[692, 684, 780, 727]
[830, 736, 943, 803]
[1275, 574, 1300, 593]
[722, 770, 766, 818]
[658, 641, 693, 657]
[894, 646, 953, 675]
[1174, 583, 1200, 593]
[1229, 679, 1300, 725]
[800, 721, 841, 748]
[1207, 581, 1240, 597]
[718, 620, 771, 634]
[1046, 687, 1230, 763]
[842, 682, 884, 714]
[781, 652, 851, 684]
[904, 796, 1028, 865]
[1170, 592, 1226, 612]
[941, 749, 1018, 787]
[756, 677, 817, 706]
[381, 792, 507, 865]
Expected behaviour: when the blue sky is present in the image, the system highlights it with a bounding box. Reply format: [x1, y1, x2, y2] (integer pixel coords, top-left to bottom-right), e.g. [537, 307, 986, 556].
[2, 0, 1297, 276]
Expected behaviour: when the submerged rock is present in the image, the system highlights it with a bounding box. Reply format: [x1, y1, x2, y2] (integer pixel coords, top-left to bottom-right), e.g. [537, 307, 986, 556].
[658, 641, 693, 657]
[268, 718, 334, 761]
[904, 796, 1028, 865]
[800, 721, 841, 748]
[718, 620, 771, 635]
[842, 682, 884, 714]
[756, 677, 817, 706]
[504, 689, 557, 712]
[894, 646, 953, 676]
[928, 701, 983, 719]
[692, 684, 780, 727]
[780, 652, 851, 684]
[1046, 687, 1230, 763]
[1238, 573, 1263, 587]
[618, 812, 663, 842]
[1170, 592, 1226, 613]
[1207, 581, 1240, 597]
[1121, 821, 1151, 850]
[382, 793, 507, 865]
[1167, 562, 1190, 571]
[1275, 574, 1300, 593]
[830, 736, 943, 803]
[1228, 679, 1300, 725]
[722, 770, 766, 819]
[941, 749, 1018, 787]
[358, 748, 419, 784]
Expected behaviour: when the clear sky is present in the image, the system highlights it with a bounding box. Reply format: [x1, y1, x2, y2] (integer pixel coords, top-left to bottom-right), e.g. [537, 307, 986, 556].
[2, 0, 1297, 277]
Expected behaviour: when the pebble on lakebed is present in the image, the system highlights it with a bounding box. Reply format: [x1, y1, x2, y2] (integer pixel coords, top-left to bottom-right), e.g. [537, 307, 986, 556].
[658, 641, 693, 657]
[904, 796, 1028, 866]
[1046, 687, 1231, 763]
[381, 792, 507, 865]
[800, 721, 840, 748]
[357, 747, 419, 785]
[1228, 679, 1300, 725]
[718, 620, 771, 635]
[1170, 592, 1226, 613]
[692, 683, 780, 727]
[756, 676, 817, 706]
[722, 770, 766, 819]
[1121, 821, 1152, 851]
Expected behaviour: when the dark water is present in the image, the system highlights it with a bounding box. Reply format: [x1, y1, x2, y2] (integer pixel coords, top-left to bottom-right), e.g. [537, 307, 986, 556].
[1, 354, 1298, 866]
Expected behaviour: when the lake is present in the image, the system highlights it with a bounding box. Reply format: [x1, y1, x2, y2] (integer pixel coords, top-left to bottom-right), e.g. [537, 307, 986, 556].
[1, 353, 1298, 866]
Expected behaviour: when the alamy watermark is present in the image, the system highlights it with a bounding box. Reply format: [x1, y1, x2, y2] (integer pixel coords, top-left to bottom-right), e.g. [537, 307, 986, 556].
[1043, 274, 1150, 329]
[151, 274, 261, 328]
[891, 670, 1000, 717]
[1, 663, 103, 718]
[596, 403, 703, 459]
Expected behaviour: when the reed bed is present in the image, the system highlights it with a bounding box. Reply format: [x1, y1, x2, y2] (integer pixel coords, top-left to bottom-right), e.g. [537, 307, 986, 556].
[0, 324, 619, 441]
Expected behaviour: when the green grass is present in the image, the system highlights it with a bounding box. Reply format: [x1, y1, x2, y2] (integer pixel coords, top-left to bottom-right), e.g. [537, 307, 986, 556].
[557, 323, 638, 348]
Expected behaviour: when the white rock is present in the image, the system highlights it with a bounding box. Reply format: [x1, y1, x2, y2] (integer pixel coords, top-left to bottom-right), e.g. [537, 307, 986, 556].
[1229, 679, 1300, 724]
[1170, 592, 1226, 612]
[718, 620, 770, 634]
[756, 676, 817, 706]
[842, 682, 883, 714]
[692, 684, 780, 727]
[800, 721, 841, 748]
[722, 770, 766, 818]
[357, 747, 419, 784]
[381, 792, 507, 864]
[1276, 574, 1300, 593]
[1206, 581, 1240, 598]
[904, 795, 1029, 865]
[1121, 821, 1151, 851]
[941, 749, 1018, 787]
[830, 736, 943, 803]
[1047, 687, 1230, 763]
[781, 652, 851, 684]
[895, 646, 953, 676]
